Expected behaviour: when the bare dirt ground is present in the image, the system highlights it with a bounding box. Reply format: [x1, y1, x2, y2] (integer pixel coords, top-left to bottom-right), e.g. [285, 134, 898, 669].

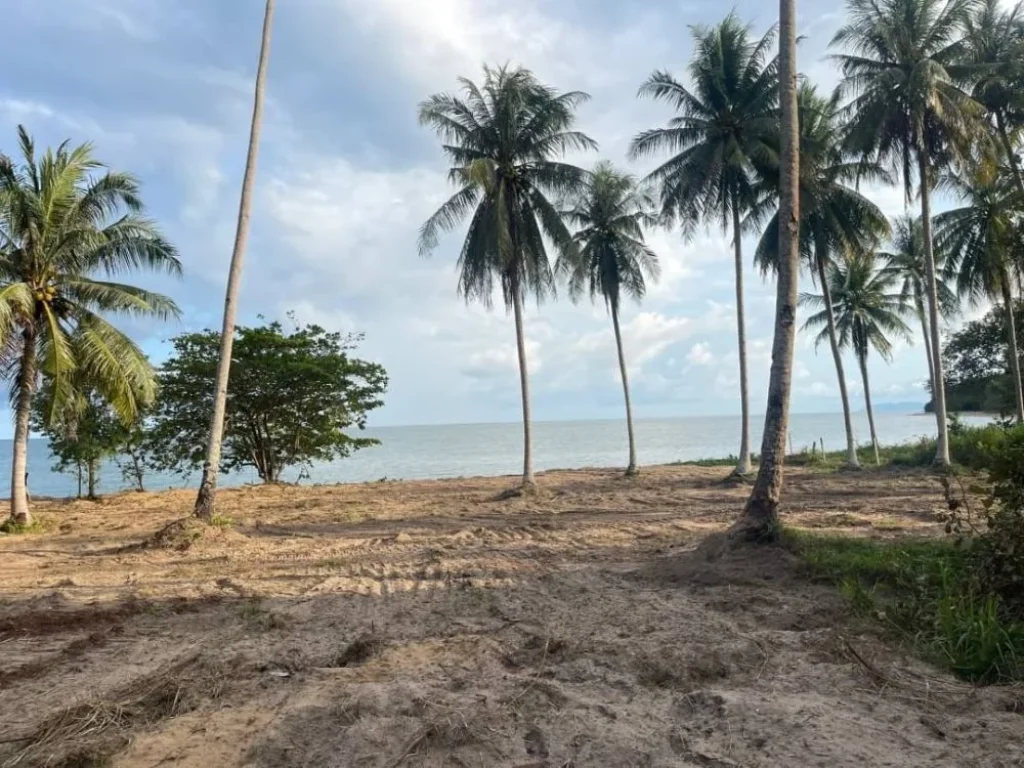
[0, 465, 1022, 767]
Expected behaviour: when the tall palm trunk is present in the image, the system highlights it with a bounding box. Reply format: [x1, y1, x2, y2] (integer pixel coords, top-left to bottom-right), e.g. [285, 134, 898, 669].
[857, 349, 881, 465]
[737, 0, 799, 538]
[996, 113, 1024, 198]
[917, 154, 951, 467]
[919, 305, 935, 395]
[194, 0, 275, 520]
[9, 328, 38, 525]
[512, 287, 535, 487]
[731, 192, 752, 476]
[816, 251, 860, 469]
[1000, 275, 1024, 423]
[611, 302, 638, 476]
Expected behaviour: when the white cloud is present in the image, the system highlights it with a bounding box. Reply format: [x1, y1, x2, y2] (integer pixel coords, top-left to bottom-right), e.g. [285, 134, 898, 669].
[687, 342, 714, 366]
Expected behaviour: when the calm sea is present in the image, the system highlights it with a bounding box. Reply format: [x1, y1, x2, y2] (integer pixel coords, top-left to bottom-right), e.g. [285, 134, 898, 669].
[2, 411, 991, 499]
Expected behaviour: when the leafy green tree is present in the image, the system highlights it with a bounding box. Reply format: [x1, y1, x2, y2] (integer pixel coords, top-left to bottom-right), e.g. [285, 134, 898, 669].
[0, 127, 181, 525]
[418, 64, 595, 489]
[561, 162, 661, 476]
[831, 0, 987, 466]
[962, 0, 1024, 195]
[150, 320, 387, 484]
[942, 301, 1024, 413]
[631, 13, 778, 478]
[195, 0, 275, 521]
[936, 168, 1024, 421]
[753, 84, 891, 469]
[879, 215, 960, 391]
[31, 384, 136, 500]
[802, 253, 913, 464]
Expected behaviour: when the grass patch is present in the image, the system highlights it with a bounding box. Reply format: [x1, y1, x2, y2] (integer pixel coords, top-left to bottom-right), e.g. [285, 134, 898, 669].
[209, 514, 235, 528]
[676, 455, 744, 468]
[0, 517, 51, 535]
[789, 531, 1024, 683]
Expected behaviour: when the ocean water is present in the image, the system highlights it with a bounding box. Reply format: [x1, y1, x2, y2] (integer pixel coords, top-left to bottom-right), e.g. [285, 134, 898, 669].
[1, 411, 991, 499]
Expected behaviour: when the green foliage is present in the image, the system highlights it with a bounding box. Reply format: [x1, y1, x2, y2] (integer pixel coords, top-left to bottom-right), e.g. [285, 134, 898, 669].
[630, 13, 778, 229]
[560, 162, 660, 312]
[938, 301, 1024, 414]
[30, 383, 146, 499]
[792, 532, 1024, 682]
[417, 64, 595, 308]
[149, 318, 387, 483]
[0, 125, 181, 422]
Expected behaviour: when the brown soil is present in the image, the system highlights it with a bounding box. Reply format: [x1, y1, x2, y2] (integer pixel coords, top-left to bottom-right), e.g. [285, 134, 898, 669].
[0, 465, 1020, 767]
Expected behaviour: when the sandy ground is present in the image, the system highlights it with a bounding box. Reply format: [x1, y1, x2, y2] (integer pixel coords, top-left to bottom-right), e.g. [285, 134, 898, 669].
[0, 465, 1021, 767]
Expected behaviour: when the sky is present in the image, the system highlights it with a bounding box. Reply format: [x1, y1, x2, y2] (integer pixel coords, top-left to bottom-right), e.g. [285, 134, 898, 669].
[0, 0, 995, 433]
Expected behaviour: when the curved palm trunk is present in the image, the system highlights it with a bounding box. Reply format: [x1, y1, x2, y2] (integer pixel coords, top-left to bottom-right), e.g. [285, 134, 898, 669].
[857, 350, 881, 465]
[1000, 275, 1024, 423]
[10, 329, 38, 525]
[816, 253, 860, 469]
[194, 0, 275, 521]
[512, 288, 535, 487]
[737, 0, 799, 539]
[611, 303, 638, 475]
[917, 154, 951, 467]
[997, 113, 1024, 199]
[919, 305, 935, 396]
[731, 195, 752, 476]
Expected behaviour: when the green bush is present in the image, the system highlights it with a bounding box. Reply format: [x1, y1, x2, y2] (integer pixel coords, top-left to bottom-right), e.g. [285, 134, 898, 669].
[792, 532, 1024, 683]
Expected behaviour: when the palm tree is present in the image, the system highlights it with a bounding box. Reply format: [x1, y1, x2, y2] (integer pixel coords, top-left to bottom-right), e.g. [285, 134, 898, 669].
[630, 13, 778, 478]
[418, 65, 595, 489]
[936, 168, 1024, 421]
[194, 0, 274, 521]
[831, 0, 987, 466]
[879, 215, 959, 394]
[802, 253, 913, 464]
[0, 127, 181, 525]
[753, 84, 890, 469]
[738, 0, 799, 538]
[962, 0, 1024, 194]
[561, 162, 661, 476]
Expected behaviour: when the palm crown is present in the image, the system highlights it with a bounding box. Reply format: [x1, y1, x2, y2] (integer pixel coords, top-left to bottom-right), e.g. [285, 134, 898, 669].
[802, 253, 912, 362]
[629, 13, 778, 227]
[753, 83, 890, 278]
[561, 162, 661, 313]
[417, 64, 596, 308]
[880, 215, 959, 319]
[0, 126, 181, 421]
[832, 0, 985, 197]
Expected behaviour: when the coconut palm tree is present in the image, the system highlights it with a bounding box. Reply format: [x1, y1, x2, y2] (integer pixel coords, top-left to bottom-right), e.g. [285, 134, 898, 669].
[0, 127, 181, 525]
[802, 253, 912, 464]
[879, 215, 959, 394]
[418, 65, 595, 489]
[935, 168, 1024, 421]
[831, 0, 987, 466]
[753, 84, 891, 469]
[962, 0, 1024, 194]
[630, 13, 778, 478]
[560, 162, 661, 476]
[194, 0, 274, 521]
[738, 0, 799, 537]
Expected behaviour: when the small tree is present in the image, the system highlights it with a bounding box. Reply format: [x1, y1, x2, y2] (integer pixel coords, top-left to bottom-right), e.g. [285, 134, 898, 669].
[151, 319, 387, 483]
[31, 387, 131, 500]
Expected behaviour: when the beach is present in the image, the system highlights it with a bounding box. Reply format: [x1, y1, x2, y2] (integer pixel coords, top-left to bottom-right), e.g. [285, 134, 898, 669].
[1, 464, 1021, 766]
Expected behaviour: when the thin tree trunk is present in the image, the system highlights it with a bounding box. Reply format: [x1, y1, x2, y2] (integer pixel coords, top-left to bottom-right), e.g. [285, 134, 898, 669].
[736, 0, 799, 539]
[611, 303, 638, 476]
[10, 329, 37, 525]
[731, 192, 752, 476]
[194, 0, 275, 521]
[858, 350, 881, 465]
[1001, 275, 1024, 423]
[512, 287, 535, 487]
[918, 154, 950, 467]
[77, 462, 83, 500]
[87, 459, 98, 501]
[920, 307, 935, 396]
[817, 251, 860, 469]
